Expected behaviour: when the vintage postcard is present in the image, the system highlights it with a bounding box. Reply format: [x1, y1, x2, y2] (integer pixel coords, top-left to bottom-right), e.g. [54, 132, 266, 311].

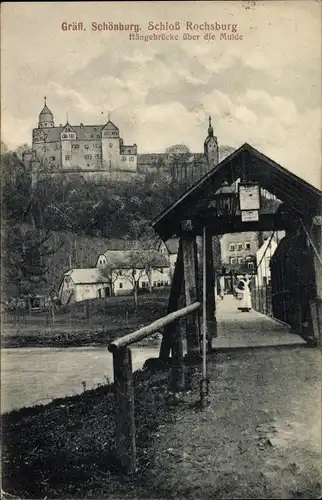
[1, 1, 321, 499]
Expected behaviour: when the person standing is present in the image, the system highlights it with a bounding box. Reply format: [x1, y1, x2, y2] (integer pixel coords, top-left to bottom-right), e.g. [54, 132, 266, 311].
[219, 275, 225, 299]
[237, 275, 252, 312]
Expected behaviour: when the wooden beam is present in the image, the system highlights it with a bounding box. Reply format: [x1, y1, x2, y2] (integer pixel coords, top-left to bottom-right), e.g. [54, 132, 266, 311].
[309, 219, 322, 345]
[181, 220, 201, 361]
[205, 230, 215, 321]
[170, 319, 185, 392]
[159, 240, 184, 360]
[113, 347, 136, 474]
[109, 301, 201, 352]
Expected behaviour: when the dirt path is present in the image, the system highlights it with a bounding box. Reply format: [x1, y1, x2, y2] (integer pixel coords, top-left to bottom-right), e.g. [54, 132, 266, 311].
[145, 346, 321, 499]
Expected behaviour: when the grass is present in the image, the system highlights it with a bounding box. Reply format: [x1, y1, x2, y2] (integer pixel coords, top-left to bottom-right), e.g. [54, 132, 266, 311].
[2, 347, 321, 499]
[2, 363, 177, 499]
[2, 293, 168, 348]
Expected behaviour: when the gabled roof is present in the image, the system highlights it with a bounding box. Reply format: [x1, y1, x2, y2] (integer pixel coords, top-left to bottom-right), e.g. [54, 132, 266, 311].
[102, 249, 169, 269]
[102, 120, 119, 130]
[151, 143, 322, 241]
[61, 122, 76, 133]
[256, 237, 278, 257]
[64, 268, 110, 285]
[164, 238, 180, 254]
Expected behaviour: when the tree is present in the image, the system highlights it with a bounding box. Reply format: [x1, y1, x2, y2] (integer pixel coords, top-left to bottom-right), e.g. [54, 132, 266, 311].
[3, 225, 60, 297]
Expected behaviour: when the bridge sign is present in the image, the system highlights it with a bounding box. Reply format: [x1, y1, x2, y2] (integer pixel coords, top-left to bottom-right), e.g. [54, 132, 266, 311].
[239, 183, 261, 211]
[241, 210, 259, 222]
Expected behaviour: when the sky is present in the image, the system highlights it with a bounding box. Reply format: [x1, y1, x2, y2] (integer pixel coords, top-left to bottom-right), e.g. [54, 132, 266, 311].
[1, 1, 321, 188]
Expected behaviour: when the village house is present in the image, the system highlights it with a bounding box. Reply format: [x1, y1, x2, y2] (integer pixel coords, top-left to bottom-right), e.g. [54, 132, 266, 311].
[157, 238, 180, 275]
[95, 249, 171, 295]
[58, 268, 111, 304]
[255, 233, 285, 288]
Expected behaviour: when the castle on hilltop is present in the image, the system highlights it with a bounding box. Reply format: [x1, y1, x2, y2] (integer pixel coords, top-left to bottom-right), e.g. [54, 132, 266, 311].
[23, 99, 219, 184]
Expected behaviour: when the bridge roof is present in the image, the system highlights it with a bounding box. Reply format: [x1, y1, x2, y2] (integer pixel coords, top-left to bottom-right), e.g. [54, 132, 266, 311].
[151, 143, 322, 241]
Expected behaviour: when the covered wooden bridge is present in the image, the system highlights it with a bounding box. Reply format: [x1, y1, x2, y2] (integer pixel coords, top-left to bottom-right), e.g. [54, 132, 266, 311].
[108, 143, 321, 473]
[151, 143, 322, 359]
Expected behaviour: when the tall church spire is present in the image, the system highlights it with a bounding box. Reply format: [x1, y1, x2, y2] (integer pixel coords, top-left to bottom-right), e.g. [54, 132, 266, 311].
[204, 114, 219, 170]
[208, 115, 214, 137]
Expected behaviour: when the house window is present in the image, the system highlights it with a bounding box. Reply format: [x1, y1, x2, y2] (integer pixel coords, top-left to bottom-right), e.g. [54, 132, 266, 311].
[84, 144, 89, 149]
[160, 281, 164, 286]
[84, 155, 92, 160]
[160, 268, 164, 274]
[230, 257, 236, 265]
[72, 144, 80, 149]
[238, 257, 244, 264]
[65, 155, 71, 160]
[247, 262, 254, 269]
[153, 281, 157, 287]
[119, 282, 123, 289]
[119, 270, 123, 276]
[62, 134, 67, 138]
[95, 154, 101, 159]
[95, 144, 100, 149]
[121, 156, 126, 161]
[237, 243, 243, 251]
[229, 244, 235, 252]
[130, 156, 134, 161]
[245, 242, 251, 250]
[50, 156, 55, 161]
[109, 143, 113, 148]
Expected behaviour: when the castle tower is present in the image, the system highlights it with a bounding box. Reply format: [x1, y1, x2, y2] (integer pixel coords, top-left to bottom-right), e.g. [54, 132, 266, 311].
[38, 97, 54, 128]
[204, 115, 219, 170]
[61, 121, 76, 169]
[101, 119, 120, 171]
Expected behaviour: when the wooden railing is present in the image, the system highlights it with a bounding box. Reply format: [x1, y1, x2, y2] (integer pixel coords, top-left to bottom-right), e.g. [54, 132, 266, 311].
[108, 301, 201, 474]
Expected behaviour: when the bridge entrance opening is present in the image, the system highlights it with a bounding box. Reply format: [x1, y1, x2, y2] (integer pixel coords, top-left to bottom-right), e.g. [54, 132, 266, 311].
[151, 144, 322, 359]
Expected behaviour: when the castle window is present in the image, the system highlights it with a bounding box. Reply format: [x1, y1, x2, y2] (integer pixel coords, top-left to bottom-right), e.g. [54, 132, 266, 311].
[65, 155, 71, 160]
[119, 282, 123, 289]
[84, 154, 92, 160]
[121, 156, 126, 161]
[130, 156, 134, 161]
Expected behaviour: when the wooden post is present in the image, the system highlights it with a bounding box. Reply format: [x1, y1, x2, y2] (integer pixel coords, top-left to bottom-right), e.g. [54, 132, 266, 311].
[113, 347, 136, 473]
[181, 220, 201, 361]
[170, 319, 185, 391]
[159, 240, 184, 360]
[309, 217, 322, 345]
[205, 230, 215, 321]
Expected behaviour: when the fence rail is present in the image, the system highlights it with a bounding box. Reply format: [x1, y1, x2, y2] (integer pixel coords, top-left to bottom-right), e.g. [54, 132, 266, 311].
[108, 301, 201, 474]
[251, 285, 272, 317]
[108, 302, 201, 352]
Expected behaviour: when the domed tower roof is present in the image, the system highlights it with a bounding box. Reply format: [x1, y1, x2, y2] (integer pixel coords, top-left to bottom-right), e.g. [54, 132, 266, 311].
[38, 97, 54, 128]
